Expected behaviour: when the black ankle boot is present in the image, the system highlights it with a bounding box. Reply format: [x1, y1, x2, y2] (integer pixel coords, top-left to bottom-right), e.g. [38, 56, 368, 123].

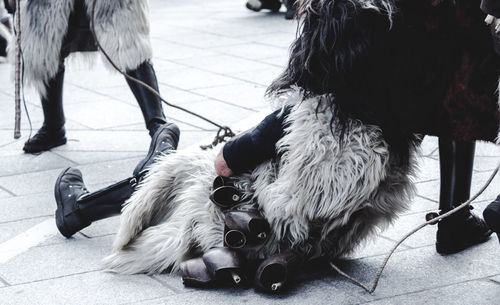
[436, 206, 492, 254]
[23, 125, 67, 153]
[132, 122, 180, 177]
[246, 0, 282, 12]
[484, 195, 500, 243]
[125, 61, 167, 137]
[435, 139, 492, 254]
[54, 168, 135, 238]
[24, 67, 67, 153]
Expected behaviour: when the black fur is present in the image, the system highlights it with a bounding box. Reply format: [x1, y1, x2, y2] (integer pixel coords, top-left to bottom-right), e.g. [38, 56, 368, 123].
[268, 0, 499, 148]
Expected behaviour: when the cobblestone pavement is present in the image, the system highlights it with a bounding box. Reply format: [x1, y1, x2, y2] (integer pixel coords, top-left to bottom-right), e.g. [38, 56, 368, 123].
[0, 1, 499, 304]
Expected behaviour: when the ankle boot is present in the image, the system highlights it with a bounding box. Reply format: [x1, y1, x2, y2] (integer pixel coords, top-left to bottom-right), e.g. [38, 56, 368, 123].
[132, 122, 180, 177]
[435, 139, 492, 254]
[484, 195, 500, 243]
[24, 67, 67, 153]
[125, 61, 167, 137]
[246, 0, 282, 12]
[55, 167, 136, 238]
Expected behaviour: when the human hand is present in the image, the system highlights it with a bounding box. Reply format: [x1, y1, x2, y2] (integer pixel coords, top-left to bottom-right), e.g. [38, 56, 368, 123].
[215, 149, 233, 177]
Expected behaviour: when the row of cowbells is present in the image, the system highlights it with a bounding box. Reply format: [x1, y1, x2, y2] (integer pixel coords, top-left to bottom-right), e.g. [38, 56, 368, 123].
[181, 247, 302, 292]
[181, 176, 302, 292]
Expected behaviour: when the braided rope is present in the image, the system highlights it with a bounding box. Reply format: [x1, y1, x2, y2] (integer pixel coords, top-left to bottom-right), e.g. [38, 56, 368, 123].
[89, 1, 234, 149]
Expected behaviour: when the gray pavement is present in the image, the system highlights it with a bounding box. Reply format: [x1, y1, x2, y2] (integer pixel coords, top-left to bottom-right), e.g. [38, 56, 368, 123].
[0, 0, 499, 304]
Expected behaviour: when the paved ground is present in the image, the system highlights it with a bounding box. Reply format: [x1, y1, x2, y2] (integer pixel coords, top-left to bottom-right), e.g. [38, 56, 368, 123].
[0, 1, 499, 304]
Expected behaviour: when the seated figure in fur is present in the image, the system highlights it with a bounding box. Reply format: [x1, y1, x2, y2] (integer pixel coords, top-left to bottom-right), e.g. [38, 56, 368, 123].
[55, 0, 499, 292]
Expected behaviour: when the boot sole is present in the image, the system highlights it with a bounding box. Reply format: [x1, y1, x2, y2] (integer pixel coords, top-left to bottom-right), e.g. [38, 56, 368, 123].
[24, 137, 67, 154]
[133, 123, 179, 176]
[54, 167, 76, 238]
[436, 229, 492, 255]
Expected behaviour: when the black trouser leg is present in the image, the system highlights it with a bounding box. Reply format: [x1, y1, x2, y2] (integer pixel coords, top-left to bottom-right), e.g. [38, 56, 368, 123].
[438, 138, 475, 212]
[125, 61, 166, 136]
[41, 65, 66, 131]
[436, 138, 491, 254]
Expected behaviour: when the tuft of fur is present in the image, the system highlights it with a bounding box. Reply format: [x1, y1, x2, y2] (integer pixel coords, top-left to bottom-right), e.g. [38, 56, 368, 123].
[11, 0, 152, 96]
[102, 88, 417, 274]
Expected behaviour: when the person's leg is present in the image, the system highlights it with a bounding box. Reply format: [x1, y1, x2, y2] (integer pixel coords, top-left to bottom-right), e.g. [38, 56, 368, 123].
[484, 195, 500, 242]
[125, 61, 167, 137]
[436, 138, 492, 254]
[23, 64, 67, 153]
[283, 0, 297, 19]
[54, 123, 180, 238]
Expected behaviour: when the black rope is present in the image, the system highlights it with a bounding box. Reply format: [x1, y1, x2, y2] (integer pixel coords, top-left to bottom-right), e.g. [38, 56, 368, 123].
[89, 1, 234, 149]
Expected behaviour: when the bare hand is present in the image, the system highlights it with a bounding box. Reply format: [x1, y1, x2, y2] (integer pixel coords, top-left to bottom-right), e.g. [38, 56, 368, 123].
[214, 150, 233, 177]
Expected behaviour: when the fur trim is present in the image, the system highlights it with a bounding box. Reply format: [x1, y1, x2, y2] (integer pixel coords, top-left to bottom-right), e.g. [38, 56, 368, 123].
[102, 88, 417, 274]
[11, 0, 152, 95]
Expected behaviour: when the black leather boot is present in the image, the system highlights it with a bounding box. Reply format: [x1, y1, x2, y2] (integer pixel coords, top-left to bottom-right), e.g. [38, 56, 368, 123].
[54, 123, 180, 238]
[246, 0, 282, 12]
[23, 67, 67, 153]
[125, 61, 167, 137]
[54, 168, 135, 238]
[435, 139, 492, 254]
[484, 195, 500, 243]
[133, 122, 180, 176]
[283, 0, 297, 19]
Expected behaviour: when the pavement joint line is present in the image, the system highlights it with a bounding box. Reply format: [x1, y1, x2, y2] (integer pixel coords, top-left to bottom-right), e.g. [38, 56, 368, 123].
[489, 277, 500, 285]
[0, 108, 270, 266]
[414, 178, 440, 184]
[0, 275, 11, 286]
[150, 275, 183, 294]
[0, 185, 16, 197]
[157, 78, 265, 112]
[78, 232, 92, 239]
[0, 269, 100, 289]
[415, 194, 438, 203]
[0, 215, 52, 225]
[354, 274, 500, 304]
[0, 155, 145, 179]
[50, 151, 80, 166]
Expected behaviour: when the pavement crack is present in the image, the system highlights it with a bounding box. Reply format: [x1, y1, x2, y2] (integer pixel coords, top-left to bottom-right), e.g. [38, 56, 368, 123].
[0, 275, 11, 286]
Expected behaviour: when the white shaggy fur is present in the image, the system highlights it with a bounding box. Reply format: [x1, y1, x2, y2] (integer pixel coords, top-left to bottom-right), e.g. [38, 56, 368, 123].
[11, 0, 152, 95]
[102, 89, 418, 275]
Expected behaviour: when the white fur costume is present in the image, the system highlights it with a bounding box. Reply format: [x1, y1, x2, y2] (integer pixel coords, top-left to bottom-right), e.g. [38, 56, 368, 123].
[101, 89, 418, 275]
[13, 0, 152, 94]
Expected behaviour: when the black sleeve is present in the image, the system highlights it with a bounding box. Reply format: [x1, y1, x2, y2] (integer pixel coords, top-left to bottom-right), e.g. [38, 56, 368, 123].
[222, 107, 290, 174]
[481, 0, 500, 17]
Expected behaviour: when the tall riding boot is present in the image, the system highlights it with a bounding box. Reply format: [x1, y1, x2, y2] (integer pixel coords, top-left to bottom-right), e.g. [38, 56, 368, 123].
[125, 61, 167, 137]
[23, 66, 67, 153]
[435, 139, 492, 254]
[54, 123, 180, 238]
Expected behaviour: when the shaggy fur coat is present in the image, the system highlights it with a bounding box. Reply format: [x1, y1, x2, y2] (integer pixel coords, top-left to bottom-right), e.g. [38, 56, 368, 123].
[101, 89, 418, 274]
[269, 0, 500, 144]
[13, 0, 152, 94]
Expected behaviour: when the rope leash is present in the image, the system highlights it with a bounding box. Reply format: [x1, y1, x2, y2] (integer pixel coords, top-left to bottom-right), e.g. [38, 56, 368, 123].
[330, 161, 500, 293]
[13, 0, 21, 139]
[89, 1, 234, 149]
